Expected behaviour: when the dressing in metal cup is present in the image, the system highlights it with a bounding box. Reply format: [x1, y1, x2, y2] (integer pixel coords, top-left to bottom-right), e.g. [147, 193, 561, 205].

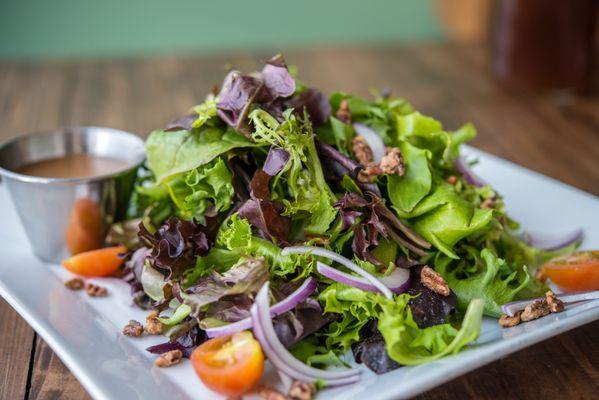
[0, 127, 145, 263]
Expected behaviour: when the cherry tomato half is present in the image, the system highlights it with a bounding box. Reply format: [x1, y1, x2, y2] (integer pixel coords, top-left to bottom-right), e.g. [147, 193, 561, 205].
[541, 250, 599, 292]
[191, 331, 264, 397]
[62, 246, 126, 277]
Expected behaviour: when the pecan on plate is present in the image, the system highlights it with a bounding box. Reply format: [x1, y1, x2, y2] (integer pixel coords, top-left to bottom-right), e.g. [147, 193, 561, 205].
[122, 320, 144, 337]
[545, 290, 565, 313]
[154, 349, 182, 368]
[288, 380, 316, 400]
[145, 310, 164, 335]
[420, 266, 450, 296]
[499, 312, 522, 328]
[86, 283, 108, 297]
[64, 278, 84, 291]
[521, 299, 551, 322]
[258, 385, 287, 400]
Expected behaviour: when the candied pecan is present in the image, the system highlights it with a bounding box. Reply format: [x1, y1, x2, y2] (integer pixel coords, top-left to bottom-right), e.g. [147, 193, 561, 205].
[480, 198, 495, 209]
[357, 164, 383, 183]
[352, 135, 374, 166]
[64, 278, 84, 290]
[521, 299, 551, 322]
[145, 310, 164, 335]
[499, 312, 522, 328]
[545, 291, 565, 313]
[86, 283, 107, 297]
[288, 380, 316, 400]
[336, 99, 352, 124]
[446, 175, 458, 185]
[154, 349, 182, 368]
[258, 385, 287, 400]
[380, 147, 405, 176]
[420, 266, 450, 296]
[122, 320, 144, 337]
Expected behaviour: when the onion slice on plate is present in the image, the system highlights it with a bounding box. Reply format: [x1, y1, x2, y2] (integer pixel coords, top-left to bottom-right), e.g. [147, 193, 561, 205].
[523, 229, 584, 251]
[353, 123, 386, 163]
[501, 290, 599, 316]
[250, 282, 361, 386]
[317, 262, 410, 294]
[203, 277, 318, 338]
[282, 246, 393, 299]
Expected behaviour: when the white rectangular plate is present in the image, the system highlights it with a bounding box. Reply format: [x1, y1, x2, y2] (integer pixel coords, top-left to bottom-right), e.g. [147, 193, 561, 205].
[1, 146, 599, 400]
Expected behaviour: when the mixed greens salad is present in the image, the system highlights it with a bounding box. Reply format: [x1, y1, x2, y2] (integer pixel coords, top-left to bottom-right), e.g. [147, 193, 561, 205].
[111, 55, 580, 387]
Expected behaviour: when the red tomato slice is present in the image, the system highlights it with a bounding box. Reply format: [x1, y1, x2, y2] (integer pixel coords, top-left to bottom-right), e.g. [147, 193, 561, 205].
[191, 331, 264, 397]
[541, 250, 599, 292]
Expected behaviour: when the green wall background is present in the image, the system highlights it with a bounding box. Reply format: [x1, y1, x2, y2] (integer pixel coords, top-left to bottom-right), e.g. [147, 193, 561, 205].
[0, 0, 442, 60]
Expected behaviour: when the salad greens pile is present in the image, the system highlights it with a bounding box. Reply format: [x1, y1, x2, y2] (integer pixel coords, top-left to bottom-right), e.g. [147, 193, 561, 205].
[116, 55, 568, 375]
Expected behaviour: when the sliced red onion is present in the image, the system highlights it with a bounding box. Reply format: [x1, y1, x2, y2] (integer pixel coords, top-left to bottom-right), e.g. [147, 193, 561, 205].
[454, 156, 485, 187]
[281, 246, 393, 299]
[251, 282, 361, 386]
[353, 123, 386, 163]
[523, 229, 584, 251]
[204, 277, 318, 338]
[317, 262, 410, 294]
[501, 290, 599, 316]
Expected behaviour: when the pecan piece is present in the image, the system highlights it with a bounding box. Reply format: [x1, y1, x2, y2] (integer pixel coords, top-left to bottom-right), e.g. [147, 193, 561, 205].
[64, 278, 84, 290]
[336, 99, 352, 124]
[420, 266, 450, 296]
[379, 147, 405, 176]
[122, 320, 144, 337]
[352, 135, 374, 166]
[545, 290, 565, 313]
[86, 283, 107, 297]
[357, 164, 383, 183]
[499, 312, 522, 328]
[145, 310, 164, 335]
[154, 349, 182, 368]
[258, 385, 287, 400]
[288, 380, 316, 400]
[521, 299, 551, 322]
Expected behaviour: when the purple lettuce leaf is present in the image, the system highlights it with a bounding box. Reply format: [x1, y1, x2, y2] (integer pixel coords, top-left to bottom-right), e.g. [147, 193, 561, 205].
[138, 217, 218, 279]
[238, 198, 291, 243]
[352, 321, 400, 374]
[407, 266, 457, 328]
[263, 146, 290, 176]
[146, 319, 207, 358]
[165, 113, 198, 132]
[249, 170, 272, 201]
[286, 88, 331, 127]
[261, 54, 296, 98]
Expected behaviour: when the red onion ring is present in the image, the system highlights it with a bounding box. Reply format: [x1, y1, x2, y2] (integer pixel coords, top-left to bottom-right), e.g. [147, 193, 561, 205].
[204, 277, 318, 338]
[250, 282, 361, 385]
[523, 229, 584, 251]
[317, 262, 410, 294]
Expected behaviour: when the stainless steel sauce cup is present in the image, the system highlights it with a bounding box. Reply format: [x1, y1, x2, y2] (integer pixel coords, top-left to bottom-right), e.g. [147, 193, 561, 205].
[0, 127, 145, 263]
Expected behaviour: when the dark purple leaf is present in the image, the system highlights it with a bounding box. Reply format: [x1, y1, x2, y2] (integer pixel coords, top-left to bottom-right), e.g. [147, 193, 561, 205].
[250, 170, 271, 200]
[228, 155, 258, 204]
[217, 73, 269, 135]
[273, 297, 335, 348]
[263, 146, 290, 176]
[138, 217, 217, 279]
[146, 320, 207, 358]
[238, 199, 291, 243]
[165, 113, 198, 132]
[286, 88, 331, 127]
[262, 54, 296, 98]
[352, 321, 400, 374]
[407, 266, 457, 328]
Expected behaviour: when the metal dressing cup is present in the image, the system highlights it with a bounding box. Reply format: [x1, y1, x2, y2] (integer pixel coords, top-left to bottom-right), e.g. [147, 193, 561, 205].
[0, 126, 146, 263]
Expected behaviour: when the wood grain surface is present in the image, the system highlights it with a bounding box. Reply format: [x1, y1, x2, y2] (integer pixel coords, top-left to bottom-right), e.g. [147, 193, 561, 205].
[1, 44, 598, 400]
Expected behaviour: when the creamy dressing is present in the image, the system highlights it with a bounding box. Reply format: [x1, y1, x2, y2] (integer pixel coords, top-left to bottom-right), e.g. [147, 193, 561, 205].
[16, 154, 128, 178]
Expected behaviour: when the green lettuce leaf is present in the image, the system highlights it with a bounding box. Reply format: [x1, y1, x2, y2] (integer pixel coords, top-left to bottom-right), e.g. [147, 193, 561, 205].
[397, 184, 494, 258]
[318, 283, 484, 365]
[388, 141, 432, 213]
[434, 248, 538, 317]
[146, 127, 254, 183]
[162, 157, 234, 222]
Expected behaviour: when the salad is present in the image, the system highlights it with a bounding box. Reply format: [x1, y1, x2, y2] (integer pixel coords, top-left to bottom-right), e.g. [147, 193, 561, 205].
[62, 54, 588, 398]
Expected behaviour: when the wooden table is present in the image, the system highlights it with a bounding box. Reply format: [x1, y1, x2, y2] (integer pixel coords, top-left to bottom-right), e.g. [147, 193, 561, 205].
[1, 44, 599, 400]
